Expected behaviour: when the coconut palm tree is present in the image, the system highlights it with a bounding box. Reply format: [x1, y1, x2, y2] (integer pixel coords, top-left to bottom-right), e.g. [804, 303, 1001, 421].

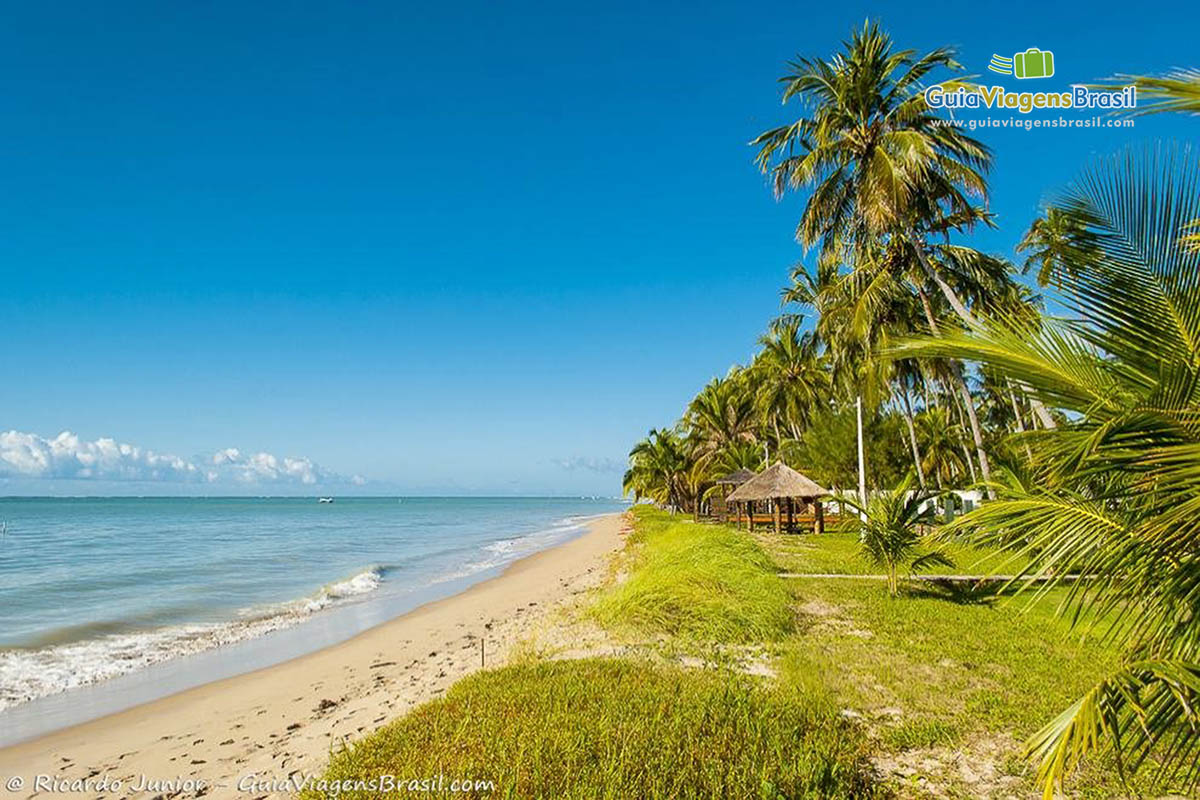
[1100, 68, 1200, 116]
[914, 406, 967, 489]
[710, 439, 765, 476]
[751, 318, 829, 443]
[1097, 69, 1200, 254]
[1017, 208, 1101, 288]
[785, 251, 895, 506]
[785, 243, 984, 496]
[837, 478, 951, 596]
[896, 145, 1200, 797]
[685, 372, 759, 461]
[623, 428, 689, 511]
[892, 359, 928, 490]
[754, 21, 1022, 483]
[751, 20, 991, 326]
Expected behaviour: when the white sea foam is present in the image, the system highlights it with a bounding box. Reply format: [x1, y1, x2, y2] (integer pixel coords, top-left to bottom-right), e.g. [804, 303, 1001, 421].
[427, 515, 593, 585]
[0, 566, 384, 712]
[0, 512, 605, 713]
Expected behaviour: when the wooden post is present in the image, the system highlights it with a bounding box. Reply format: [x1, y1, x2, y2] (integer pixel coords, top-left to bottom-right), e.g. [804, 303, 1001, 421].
[814, 500, 824, 535]
[773, 498, 781, 535]
[786, 497, 794, 534]
[746, 501, 753, 532]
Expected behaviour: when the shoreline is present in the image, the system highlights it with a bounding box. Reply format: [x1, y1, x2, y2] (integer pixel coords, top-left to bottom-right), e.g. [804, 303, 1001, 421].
[0, 512, 626, 799]
[0, 509, 617, 740]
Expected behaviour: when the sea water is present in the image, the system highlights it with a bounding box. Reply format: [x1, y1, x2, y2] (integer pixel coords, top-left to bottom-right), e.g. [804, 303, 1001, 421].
[0, 497, 625, 716]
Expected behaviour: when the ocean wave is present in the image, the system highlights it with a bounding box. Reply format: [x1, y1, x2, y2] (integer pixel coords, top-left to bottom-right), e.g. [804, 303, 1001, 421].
[0, 512, 606, 713]
[427, 514, 593, 585]
[0, 566, 385, 712]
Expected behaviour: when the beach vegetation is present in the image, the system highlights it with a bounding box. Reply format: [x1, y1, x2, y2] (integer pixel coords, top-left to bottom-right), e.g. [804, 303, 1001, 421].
[303, 658, 881, 800]
[623, 19, 1200, 796]
[834, 480, 950, 596]
[591, 506, 794, 642]
[896, 143, 1200, 798]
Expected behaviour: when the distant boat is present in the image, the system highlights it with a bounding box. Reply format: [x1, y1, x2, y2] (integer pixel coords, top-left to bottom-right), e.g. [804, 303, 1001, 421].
[318, 497, 334, 504]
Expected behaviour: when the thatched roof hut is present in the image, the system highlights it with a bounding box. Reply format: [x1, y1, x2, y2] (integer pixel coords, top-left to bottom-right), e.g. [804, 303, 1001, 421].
[714, 468, 757, 486]
[726, 462, 829, 534]
[726, 462, 827, 502]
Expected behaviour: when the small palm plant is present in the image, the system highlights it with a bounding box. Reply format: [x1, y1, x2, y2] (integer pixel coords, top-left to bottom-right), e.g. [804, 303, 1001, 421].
[838, 479, 951, 596]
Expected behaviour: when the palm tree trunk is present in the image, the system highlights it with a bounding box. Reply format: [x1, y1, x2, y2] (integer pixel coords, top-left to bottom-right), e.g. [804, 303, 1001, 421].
[907, 227, 978, 326]
[899, 389, 926, 490]
[946, 380, 980, 483]
[916, 289, 993, 497]
[1006, 380, 1035, 462]
[856, 394, 868, 509]
[954, 374, 991, 494]
[959, 435, 978, 483]
[1022, 383, 1057, 429]
[910, 235, 1058, 431]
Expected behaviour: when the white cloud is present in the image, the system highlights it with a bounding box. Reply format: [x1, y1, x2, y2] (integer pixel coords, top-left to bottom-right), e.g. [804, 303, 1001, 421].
[0, 430, 355, 487]
[552, 456, 624, 473]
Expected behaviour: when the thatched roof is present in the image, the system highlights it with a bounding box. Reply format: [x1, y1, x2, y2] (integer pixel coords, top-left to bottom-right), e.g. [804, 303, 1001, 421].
[725, 462, 828, 502]
[714, 468, 757, 486]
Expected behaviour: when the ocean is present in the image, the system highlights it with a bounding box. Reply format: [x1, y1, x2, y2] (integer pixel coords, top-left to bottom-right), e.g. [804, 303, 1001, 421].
[0, 496, 625, 717]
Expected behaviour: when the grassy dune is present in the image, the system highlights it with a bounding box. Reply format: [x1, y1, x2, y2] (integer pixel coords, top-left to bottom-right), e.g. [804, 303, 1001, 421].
[590, 506, 794, 641]
[304, 659, 879, 799]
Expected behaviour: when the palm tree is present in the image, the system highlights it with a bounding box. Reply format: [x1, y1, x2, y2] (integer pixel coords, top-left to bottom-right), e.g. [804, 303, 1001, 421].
[1016, 208, 1100, 288]
[754, 21, 1017, 485]
[896, 145, 1200, 796]
[710, 440, 765, 476]
[1099, 68, 1200, 116]
[685, 372, 758, 461]
[623, 428, 689, 511]
[751, 20, 991, 326]
[786, 245, 981, 496]
[1097, 68, 1200, 255]
[914, 406, 967, 489]
[751, 318, 829, 443]
[837, 478, 951, 596]
[786, 253, 896, 506]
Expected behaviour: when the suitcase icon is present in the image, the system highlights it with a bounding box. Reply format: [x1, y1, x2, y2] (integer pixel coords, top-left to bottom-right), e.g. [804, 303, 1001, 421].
[1013, 48, 1054, 79]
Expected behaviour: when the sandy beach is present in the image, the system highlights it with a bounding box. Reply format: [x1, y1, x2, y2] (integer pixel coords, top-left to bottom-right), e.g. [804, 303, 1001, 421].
[0, 513, 626, 799]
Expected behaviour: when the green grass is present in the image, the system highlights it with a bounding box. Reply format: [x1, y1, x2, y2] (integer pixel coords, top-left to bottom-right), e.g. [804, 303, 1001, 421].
[757, 526, 1034, 577]
[590, 506, 795, 642]
[779, 579, 1119, 738]
[756, 528, 1172, 797]
[305, 507, 1168, 799]
[302, 659, 881, 800]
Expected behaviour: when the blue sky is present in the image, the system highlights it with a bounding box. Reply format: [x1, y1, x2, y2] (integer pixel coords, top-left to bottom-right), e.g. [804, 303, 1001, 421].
[0, 0, 1195, 495]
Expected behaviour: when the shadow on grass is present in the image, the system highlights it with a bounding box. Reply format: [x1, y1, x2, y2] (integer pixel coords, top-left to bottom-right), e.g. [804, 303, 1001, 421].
[901, 579, 1007, 606]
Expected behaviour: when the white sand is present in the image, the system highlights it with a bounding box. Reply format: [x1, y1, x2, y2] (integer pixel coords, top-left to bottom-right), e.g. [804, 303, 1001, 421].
[0, 513, 627, 799]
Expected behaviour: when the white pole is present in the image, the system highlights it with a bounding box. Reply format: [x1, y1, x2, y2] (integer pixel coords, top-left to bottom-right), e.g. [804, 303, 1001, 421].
[856, 394, 867, 513]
